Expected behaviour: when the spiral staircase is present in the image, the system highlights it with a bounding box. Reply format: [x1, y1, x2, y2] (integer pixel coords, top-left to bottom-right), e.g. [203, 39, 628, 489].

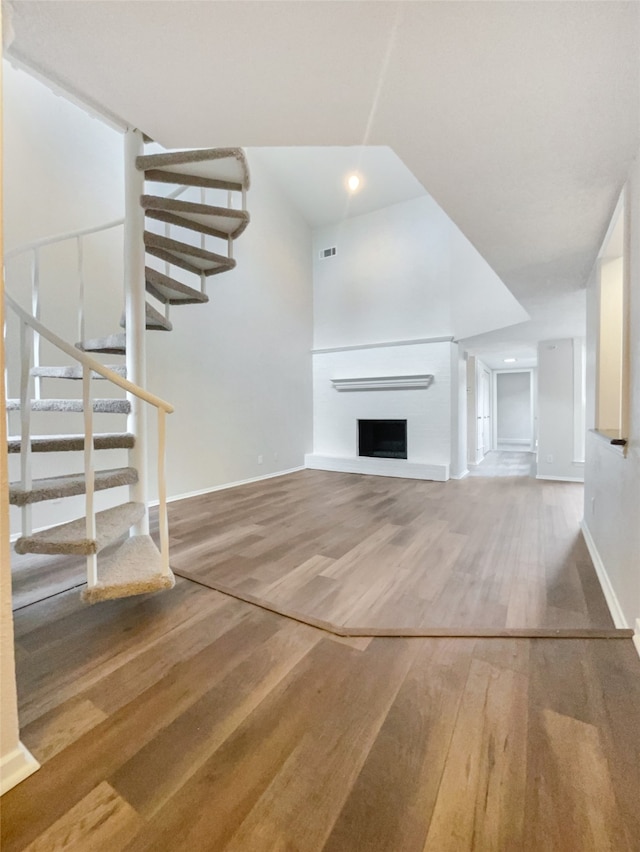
[4, 140, 250, 603]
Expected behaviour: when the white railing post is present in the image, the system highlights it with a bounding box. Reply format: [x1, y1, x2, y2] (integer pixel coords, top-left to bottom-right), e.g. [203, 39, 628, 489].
[31, 249, 41, 400]
[124, 127, 149, 535]
[77, 236, 86, 348]
[19, 320, 33, 536]
[82, 364, 98, 587]
[164, 221, 171, 322]
[157, 408, 170, 575]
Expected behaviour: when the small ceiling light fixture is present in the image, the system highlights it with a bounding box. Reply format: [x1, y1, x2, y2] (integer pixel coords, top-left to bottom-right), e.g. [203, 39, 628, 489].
[503, 358, 517, 363]
[347, 173, 361, 192]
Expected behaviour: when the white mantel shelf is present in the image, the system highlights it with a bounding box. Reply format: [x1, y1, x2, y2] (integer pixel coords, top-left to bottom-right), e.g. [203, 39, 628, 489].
[331, 374, 434, 392]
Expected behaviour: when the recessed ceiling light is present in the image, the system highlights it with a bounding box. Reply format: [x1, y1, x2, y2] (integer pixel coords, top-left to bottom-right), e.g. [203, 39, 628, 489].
[347, 174, 361, 192]
[503, 358, 517, 363]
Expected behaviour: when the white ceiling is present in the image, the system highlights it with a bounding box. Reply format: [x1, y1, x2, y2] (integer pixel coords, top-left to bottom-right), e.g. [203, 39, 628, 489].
[251, 146, 426, 229]
[6, 1, 640, 366]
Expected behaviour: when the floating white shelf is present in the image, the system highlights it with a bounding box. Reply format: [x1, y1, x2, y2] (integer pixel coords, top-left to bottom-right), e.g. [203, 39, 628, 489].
[330, 374, 434, 392]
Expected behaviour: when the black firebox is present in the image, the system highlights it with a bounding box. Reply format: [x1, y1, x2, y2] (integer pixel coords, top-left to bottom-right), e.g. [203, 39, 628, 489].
[358, 419, 407, 459]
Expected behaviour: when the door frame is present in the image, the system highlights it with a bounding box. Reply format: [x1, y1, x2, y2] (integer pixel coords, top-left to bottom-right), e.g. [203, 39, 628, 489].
[478, 366, 492, 456]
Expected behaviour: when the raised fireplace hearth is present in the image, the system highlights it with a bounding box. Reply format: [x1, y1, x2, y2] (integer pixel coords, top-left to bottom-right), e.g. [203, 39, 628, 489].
[358, 419, 407, 459]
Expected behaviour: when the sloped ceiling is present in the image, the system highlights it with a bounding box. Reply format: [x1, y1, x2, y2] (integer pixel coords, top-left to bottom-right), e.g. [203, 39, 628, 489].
[6, 1, 640, 363]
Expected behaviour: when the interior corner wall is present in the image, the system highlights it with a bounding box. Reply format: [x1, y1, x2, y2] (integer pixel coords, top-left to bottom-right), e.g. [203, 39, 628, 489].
[584, 151, 640, 630]
[145, 153, 313, 499]
[312, 195, 451, 349]
[537, 339, 584, 481]
[2, 62, 125, 249]
[450, 344, 467, 477]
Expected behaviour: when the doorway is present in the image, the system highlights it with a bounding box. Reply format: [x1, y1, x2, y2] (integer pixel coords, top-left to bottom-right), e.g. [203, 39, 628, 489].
[493, 370, 535, 452]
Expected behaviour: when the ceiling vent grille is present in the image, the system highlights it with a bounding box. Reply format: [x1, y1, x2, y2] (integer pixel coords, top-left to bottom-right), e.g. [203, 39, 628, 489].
[319, 246, 337, 260]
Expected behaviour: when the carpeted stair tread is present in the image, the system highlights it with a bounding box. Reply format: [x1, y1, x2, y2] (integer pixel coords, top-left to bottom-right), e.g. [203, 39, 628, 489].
[82, 534, 175, 604]
[137, 147, 250, 190]
[31, 365, 127, 380]
[141, 195, 249, 240]
[119, 301, 172, 332]
[10, 466, 138, 506]
[144, 232, 235, 277]
[6, 398, 131, 414]
[145, 267, 209, 305]
[14, 501, 146, 556]
[7, 432, 135, 453]
[78, 334, 126, 355]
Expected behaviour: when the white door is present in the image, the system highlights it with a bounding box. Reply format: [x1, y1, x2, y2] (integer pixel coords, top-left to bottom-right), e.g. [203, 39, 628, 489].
[482, 369, 492, 454]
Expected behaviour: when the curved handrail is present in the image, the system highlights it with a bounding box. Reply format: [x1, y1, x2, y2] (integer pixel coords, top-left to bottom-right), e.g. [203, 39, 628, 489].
[4, 291, 174, 413]
[4, 219, 125, 261]
[4, 185, 191, 261]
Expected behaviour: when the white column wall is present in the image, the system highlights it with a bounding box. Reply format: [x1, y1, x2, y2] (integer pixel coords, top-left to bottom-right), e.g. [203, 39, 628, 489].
[537, 339, 584, 481]
[584, 151, 640, 633]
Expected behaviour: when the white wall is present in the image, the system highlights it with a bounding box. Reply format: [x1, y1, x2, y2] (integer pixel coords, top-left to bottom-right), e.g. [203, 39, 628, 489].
[584, 151, 640, 632]
[537, 339, 584, 481]
[313, 196, 450, 349]
[449, 225, 529, 340]
[312, 192, 529, 352]
[496, 371, 531, 445]
[145, 155, 313, 498]
[597, 257, 624, 430]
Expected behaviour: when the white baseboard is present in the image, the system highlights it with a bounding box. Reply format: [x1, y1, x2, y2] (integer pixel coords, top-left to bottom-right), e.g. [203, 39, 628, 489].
[536, 475, 584, 483]
[305, 454, 449, 482]
[450, 469, 469, 480]
[0, 742, 39, 795]
[634, 619, 640, 660]
[580, 519, 629, 630]
[152, 466, 307, 508]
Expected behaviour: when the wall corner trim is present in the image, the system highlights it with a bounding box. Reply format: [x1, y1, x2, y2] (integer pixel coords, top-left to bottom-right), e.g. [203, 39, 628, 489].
[580, 519, 629, 630]
[450, 469, 469, 480]
[0, 742, 40, 796]
[535, 474, 585, 483]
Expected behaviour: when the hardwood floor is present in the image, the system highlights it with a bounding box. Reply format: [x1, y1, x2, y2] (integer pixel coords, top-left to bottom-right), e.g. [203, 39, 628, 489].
[164, 468, 614, 633]
[468, 449, 536, 477]
[5, 466, 638, 849]
[2, 579, 640, 851]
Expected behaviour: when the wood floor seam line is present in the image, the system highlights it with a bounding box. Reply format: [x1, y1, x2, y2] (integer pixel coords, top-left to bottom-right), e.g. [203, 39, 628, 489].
[172, 570, 633, 640]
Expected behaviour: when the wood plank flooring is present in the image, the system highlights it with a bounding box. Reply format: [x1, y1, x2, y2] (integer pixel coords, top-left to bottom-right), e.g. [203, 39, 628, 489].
[162, 467, 613, 633]
[469, 449, 536, 477]
[3, 579, 640, 851]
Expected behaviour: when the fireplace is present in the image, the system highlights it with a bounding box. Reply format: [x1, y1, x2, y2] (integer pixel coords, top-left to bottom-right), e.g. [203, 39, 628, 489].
[358, 419, 407, 460]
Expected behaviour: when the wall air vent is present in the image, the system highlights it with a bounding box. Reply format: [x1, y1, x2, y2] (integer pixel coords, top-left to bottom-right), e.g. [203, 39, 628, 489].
[319, 246, 337, 259]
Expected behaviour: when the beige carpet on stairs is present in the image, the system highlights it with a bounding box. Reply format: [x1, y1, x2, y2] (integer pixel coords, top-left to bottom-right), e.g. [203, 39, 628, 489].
[82, 534, 175, 604]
